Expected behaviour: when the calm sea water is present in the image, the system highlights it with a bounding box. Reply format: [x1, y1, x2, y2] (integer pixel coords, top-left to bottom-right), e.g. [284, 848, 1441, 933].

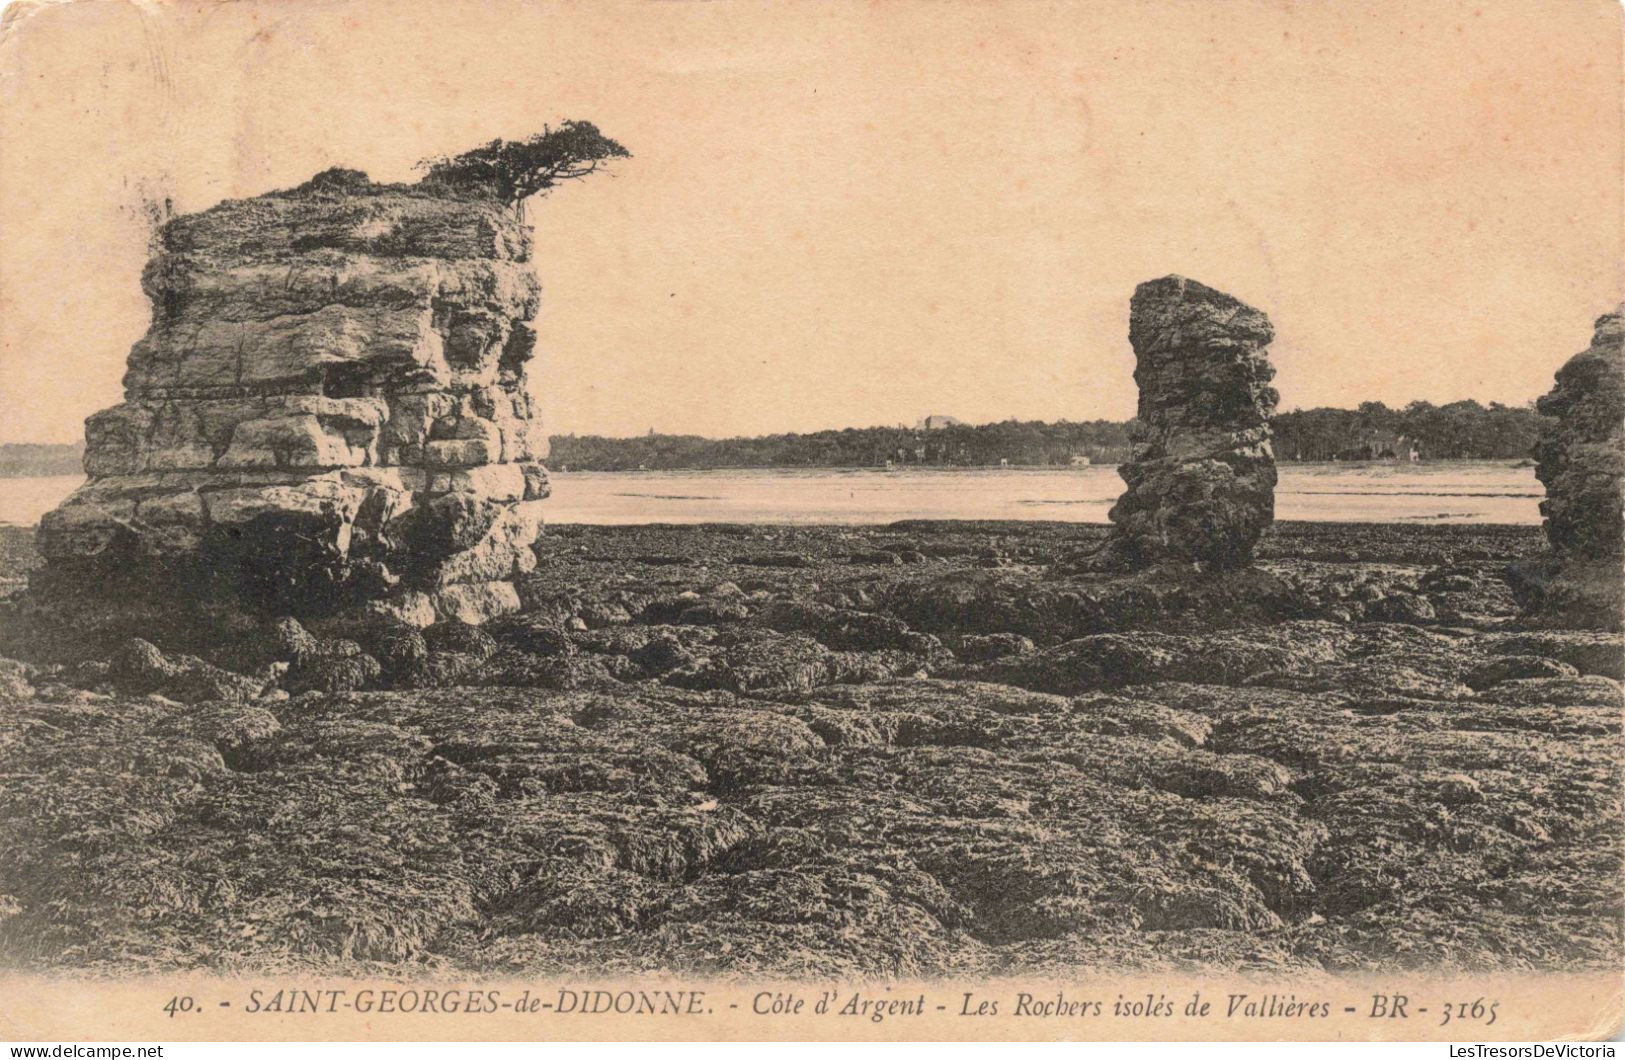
[0, 463, 1542, 527]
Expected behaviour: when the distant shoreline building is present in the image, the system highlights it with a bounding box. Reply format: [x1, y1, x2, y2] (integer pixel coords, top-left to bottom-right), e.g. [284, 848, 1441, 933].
[1331, 431, 1423, 462]
[915, 414, 964, 430]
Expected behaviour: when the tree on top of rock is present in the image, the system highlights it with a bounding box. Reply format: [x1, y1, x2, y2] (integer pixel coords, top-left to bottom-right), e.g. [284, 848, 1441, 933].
[417, 122, 630, 205]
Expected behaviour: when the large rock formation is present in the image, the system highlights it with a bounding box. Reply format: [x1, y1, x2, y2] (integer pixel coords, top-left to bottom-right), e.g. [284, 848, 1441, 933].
[1090, 276, 1278, 571]
[1510, 305, 1625, 629]
[36, 168, 551, 625]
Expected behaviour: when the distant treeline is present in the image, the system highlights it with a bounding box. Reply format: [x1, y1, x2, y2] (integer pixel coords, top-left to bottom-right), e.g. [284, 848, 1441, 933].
[0, 443, 83, 477]
[551, 420, 1136, 471]
[552, 400, 1546, 470]
[1273, 400, 1543, 462]
[2, 400, 1545, 476]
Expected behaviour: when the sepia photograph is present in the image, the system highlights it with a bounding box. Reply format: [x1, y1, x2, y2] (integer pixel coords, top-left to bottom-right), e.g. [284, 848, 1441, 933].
[0, 0, 1619, 1046]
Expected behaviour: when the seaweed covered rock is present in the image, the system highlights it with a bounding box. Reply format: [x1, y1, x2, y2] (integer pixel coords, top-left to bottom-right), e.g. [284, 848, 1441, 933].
[1510, 306, 1625, 629]
[0, 521, 1620, 976]
[1089, 276, 1278, 571]
[35, 170, 552, 625]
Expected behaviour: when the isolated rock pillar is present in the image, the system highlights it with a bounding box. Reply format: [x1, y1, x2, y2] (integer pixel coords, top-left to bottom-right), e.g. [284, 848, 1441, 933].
[1092, 275, 1279, 571]
[35, 169, 552, 625]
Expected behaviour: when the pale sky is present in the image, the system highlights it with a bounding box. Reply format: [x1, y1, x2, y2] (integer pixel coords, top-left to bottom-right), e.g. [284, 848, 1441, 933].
[0, 0, 1620, 443]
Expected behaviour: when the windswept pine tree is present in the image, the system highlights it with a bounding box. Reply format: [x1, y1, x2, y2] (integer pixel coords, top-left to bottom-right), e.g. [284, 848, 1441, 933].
[417, 122, 631, 205]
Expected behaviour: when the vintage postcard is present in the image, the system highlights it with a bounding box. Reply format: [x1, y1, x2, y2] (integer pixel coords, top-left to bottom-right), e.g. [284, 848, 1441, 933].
[0, 0, 1620, 1046]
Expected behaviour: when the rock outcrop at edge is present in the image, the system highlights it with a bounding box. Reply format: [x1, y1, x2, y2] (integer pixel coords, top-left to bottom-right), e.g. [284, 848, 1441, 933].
[1510, 305, 1625, 630]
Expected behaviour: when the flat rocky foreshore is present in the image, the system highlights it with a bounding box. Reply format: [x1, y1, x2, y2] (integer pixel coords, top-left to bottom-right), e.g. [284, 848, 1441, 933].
[0, 520, 1619, 977]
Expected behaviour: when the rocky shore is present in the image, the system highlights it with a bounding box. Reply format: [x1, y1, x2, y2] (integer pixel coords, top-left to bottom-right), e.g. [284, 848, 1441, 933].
[0, 518, 1617, 976]
[7, 185, 1621, 977]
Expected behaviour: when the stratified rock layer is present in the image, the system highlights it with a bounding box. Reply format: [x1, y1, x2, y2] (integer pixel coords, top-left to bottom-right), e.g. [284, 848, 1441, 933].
[1093, 276, 1278, 570]
[36, 170, 550, 624]
[1511, 306, 1625, 629]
